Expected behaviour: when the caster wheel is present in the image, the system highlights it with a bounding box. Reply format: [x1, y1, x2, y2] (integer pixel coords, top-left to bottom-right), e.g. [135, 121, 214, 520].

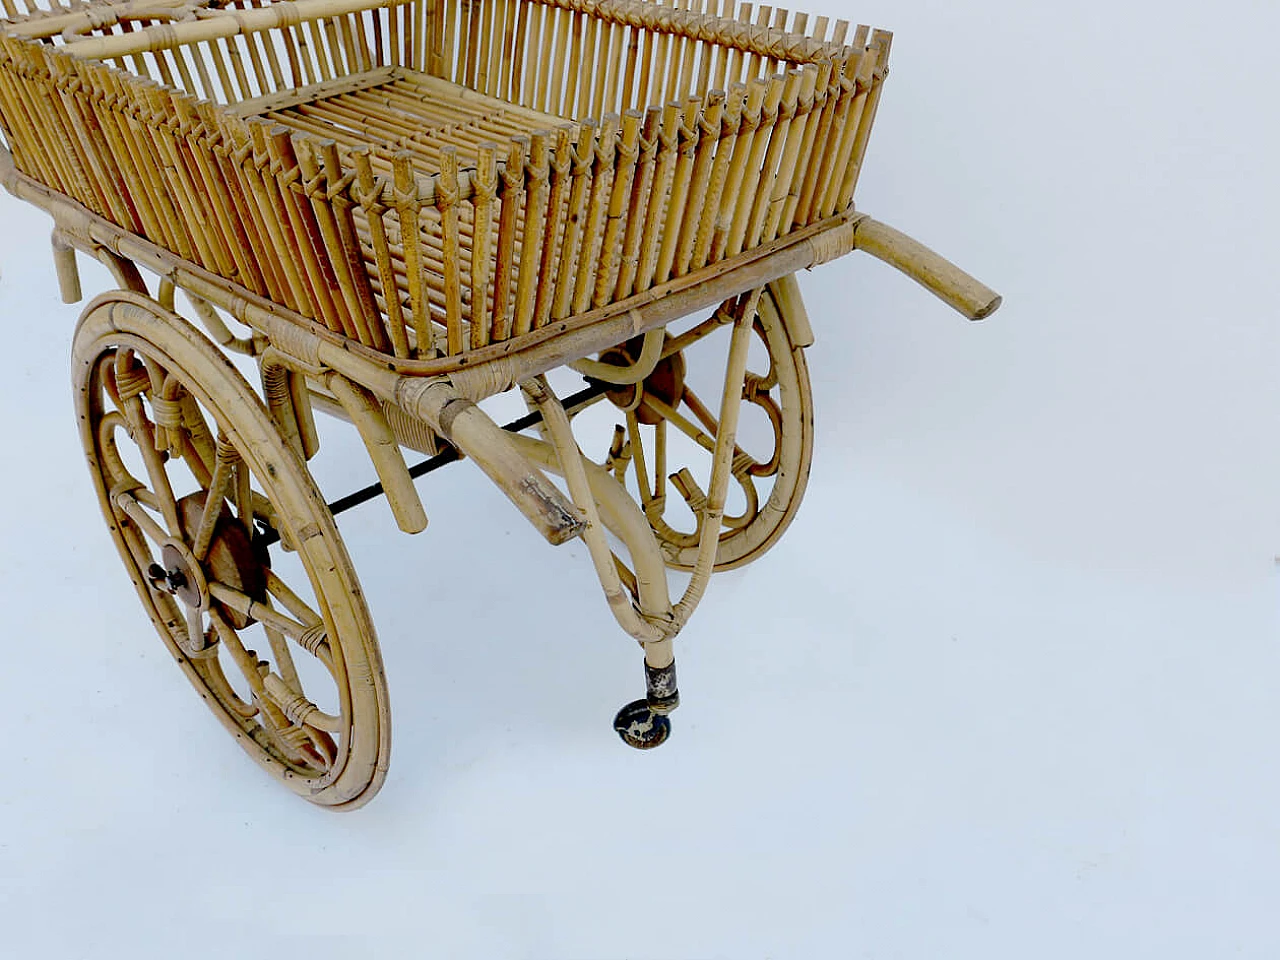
[613, 699, 672, 750]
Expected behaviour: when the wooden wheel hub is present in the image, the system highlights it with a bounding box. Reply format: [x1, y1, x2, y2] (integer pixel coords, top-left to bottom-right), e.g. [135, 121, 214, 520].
[152, 541, 206, 611]
[176, 493, 268, 630]
[601, 338, 687, 426]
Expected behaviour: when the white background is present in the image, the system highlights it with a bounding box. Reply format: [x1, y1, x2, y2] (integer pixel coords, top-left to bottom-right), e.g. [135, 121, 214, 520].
[1, 0, 1278, 956]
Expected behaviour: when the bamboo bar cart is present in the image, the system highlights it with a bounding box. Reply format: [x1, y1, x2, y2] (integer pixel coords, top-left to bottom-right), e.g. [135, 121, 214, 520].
[0, 0, 1001, 809]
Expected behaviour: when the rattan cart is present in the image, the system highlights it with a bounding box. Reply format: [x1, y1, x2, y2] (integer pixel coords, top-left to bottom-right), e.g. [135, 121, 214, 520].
[0, 0, 1000, 808]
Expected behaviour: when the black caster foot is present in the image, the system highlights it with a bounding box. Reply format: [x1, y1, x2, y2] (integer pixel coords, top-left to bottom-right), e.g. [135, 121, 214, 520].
[613, 699, 672, 750]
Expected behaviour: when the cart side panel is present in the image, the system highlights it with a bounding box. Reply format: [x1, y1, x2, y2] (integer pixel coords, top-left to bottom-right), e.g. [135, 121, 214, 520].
[0, 0, 892, 369]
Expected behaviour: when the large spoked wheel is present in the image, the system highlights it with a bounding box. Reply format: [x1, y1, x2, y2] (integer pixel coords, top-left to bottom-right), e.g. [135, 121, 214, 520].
[73, 293, 390, 809]
[592, 278, 814, 572]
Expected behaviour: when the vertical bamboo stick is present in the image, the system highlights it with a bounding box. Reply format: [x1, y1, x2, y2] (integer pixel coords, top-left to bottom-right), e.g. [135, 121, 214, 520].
[513, 130, 549, 337]
[563, 9, 583, 118]
[724, 74, 781, 257]
[317, 137, 385, 347]
[613, 105, 660, 299]
[470, 142, 498, 348]
[636, 101, 682, 292]
[497, 0, 517, 99]
[817, 50, 871, 218]
[833, 30, 891, 211]
[552, 120, 595, 320]
[533, 125, 573, 328]
[245, 119, 313, 315]
[577, 6, 597, 117]
[295, 136, 363, 339]
[521, 1, 544, 109]
[744, 68, 800, 248]
[592, 19, 616, 114]
[791, 55, 838, 225]
[441, 0, 458, 81]
[173, 97, 243, 278]
[491, 135, 526, 342]
[269, 127, 348, 335]
[691, 82, 742, 270]
[542, 6, 569, 115]
[438, 145, 464, 354]
[392, 152, 434, 356]
[672, 88, 722, 276]
[763, 63, 817, 240]
[476, 0, 494, 95]
[655, 95, 701, 282]
[509, 0, 530, 102]
[572, 111, 617, 313]
[353, 146, 411, 358]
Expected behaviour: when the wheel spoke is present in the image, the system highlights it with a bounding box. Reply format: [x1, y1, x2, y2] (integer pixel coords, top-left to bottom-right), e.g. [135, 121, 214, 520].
[263, 568, 323, 630]
[185, 605, 207, 654]
[190, 443, 234, 561]
[234, 460, 254, 531]
[208, 607, 267, 699]
[264, 625, 303, 693]
[208, 580, 312, 644]
[114, 491, 172, 547]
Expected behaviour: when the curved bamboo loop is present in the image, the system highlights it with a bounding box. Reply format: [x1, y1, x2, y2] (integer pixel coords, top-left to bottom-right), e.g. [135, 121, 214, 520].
[520, 375, 667, 643]
[567, 323, 663, 384]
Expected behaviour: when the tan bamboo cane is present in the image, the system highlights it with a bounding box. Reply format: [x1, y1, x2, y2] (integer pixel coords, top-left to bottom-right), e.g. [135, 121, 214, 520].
[320, 138, 387, 350]
[833, 29, 890, 212]
[763, 62, 816, 240]
[613, 105, 659, 299]
[707, 76, 764, 262]
[326, 372, 428, 533]
[437, 145, 464, 354]
[576, 2, 597, 116]
[671, 88, 722, 276]
[392, 151, 435, 355]
[743, 67, 800, 248]
[200, 104, 273, 296]
[551, 120, 595, 320]
[562, 6, 583, 117]
[725, 73, 782, 257]
[532, 125, 573, 328]
[690, 82, 743, 270]
[269, 127, 352, 336]
[469, 142, 497, 347]
[654, 95, 702, 282]
[635, 101, 681, 291]
[513, 129, 549, 336]
[490, 134, 526, 341]
[570, 111, 616, 313]
[497, 0, 517, 99]
[296, 137, 375, 344]
[237, 118, 313, 315]
[671, 286, 761, 628]
[814, 49, 868, 219]
[352, 146, 411, 356]
[597, 16, 620, 115]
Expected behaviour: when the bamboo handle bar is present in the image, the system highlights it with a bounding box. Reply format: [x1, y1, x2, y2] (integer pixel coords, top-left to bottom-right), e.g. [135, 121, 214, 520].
[851, 216, 1002, 321]
[63, 0, 415, 60]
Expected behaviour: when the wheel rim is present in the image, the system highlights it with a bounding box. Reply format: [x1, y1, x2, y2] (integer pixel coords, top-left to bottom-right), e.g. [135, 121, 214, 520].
[594, 282, 814, 571]
[73, 294, 389, 808]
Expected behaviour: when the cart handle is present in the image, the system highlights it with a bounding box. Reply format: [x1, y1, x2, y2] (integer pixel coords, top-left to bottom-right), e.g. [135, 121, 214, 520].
[851, 216, 1002, 321]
